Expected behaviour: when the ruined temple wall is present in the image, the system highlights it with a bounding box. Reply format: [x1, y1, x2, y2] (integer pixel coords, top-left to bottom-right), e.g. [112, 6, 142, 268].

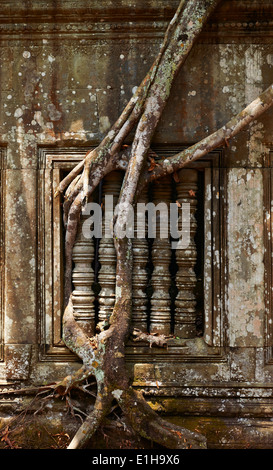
[0, 0, 273, 448]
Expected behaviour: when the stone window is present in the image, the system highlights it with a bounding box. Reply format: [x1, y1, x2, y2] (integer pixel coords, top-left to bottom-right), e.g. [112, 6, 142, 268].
[37, 147, 226, 364]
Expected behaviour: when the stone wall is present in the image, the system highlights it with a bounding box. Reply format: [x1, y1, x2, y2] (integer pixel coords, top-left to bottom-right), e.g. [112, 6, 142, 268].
[0, 0, 273, 448]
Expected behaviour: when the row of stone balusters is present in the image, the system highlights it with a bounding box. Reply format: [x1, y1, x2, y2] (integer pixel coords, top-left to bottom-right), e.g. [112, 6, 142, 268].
[71, 169, 198, 339]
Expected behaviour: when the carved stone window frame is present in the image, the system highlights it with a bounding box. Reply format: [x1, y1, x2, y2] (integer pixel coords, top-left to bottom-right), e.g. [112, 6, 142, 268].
[37, 148, 89, 362]
[37, 146, 227, 364]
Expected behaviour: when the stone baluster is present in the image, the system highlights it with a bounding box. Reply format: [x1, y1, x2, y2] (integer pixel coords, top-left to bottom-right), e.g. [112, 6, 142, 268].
[174, 169, 198, 338]
[132, 187, 149, 331]
[72, 213, 95, 337]
[150, 176, 172, 335]
[98, 171, 123, 323]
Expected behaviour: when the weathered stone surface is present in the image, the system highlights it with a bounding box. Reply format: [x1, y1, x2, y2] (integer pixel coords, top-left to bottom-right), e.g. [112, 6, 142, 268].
[4, 344, 32, 380]
[0, 0, 273, 449]
[227, 168, 264, 347]
[5, 170, 36, 345]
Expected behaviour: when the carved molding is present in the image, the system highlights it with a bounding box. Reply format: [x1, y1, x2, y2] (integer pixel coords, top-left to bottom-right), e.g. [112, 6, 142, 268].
[0, 0, 272, 42]
[0, 21, 272, 42]
[37, 146, 225, 364]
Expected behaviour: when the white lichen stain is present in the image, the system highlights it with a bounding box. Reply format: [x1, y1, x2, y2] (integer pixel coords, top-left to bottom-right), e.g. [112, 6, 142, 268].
[266, 54, 273, 66]
[247, 121, 268, 167]
[69, 119, 86, 139]
[245, 46, 263, 104]
[47, 103, 62, 121]
[219, 44, 245, 114]
[14, 108, 23, 118]
[99, 115, 111, 133]
[112, 389, 123, 401]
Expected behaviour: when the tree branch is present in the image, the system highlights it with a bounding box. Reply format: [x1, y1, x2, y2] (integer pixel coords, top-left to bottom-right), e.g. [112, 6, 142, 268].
[145, 83, 273, 182]
[58, 0, 222, 451]
[115, 0, 221, 234]
[54, 0, 188, 200]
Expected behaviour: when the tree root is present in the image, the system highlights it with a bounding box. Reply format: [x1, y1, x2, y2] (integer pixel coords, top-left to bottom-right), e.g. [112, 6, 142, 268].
[118, 388, 207, 449]
[6, 0, 273, 452]
[67, 396, 112, 449]
[64, 386, 207, 450]
[131, 328, 173, 348]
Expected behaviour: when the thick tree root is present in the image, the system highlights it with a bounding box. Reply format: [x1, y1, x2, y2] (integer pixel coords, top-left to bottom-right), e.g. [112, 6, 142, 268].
[2, 0, 273, 451]
[39, 0, 273, 452]
[118, 388, 207, 449]
[67, 396, 112, 449]
[65, 385, 207, 449]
